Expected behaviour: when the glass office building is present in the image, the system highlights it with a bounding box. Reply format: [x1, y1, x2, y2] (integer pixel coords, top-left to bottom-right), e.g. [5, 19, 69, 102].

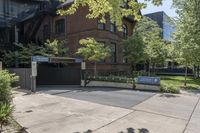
[145, 11, 176, 41]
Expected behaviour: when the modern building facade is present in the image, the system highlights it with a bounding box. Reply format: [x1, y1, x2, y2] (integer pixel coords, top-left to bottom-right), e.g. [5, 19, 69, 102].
[145, 11, 176, 41]
[145, 11, 177, 68]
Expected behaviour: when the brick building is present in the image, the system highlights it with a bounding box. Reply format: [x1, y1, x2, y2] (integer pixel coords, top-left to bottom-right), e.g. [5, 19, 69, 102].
[24, 1, 136, 72]
[1, 0, 137, 73]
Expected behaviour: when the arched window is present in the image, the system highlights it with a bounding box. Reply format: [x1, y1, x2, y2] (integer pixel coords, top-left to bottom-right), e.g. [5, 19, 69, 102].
[122, 24, 128, 38]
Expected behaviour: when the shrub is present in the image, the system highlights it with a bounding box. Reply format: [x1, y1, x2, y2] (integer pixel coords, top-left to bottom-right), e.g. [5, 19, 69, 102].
[0, 70, 18, 129]
[0, 103, 14, 127]
[160, 83, 180, 94]
[133, 71, 149, 78]
[88, 76, 135, 84]
[0, 70, 18, 104]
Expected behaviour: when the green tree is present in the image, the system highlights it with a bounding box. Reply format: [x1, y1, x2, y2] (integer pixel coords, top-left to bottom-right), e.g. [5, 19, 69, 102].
[2, 43, 44, 67]
[123, 17, 166, 75]
[76, 38, 111, 76]
[58, 0, 163, 28]
[173, 0, 200, 85]
[122, 33, 145, 71]
[2, 40, 68, 67]
[41, 39, 68, 57]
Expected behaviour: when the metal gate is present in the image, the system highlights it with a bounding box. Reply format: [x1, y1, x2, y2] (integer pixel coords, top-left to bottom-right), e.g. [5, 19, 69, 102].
[36, 63, 81, 85]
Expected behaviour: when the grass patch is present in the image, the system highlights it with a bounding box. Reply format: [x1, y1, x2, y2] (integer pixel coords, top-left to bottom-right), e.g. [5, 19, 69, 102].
[160, 76, 200, 90]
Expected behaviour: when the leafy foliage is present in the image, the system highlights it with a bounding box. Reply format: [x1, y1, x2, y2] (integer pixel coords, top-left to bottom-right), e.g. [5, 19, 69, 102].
[123, 33, 145, 65]
[58, 0, 162, 29]
[2, 40, 68, 67]
[123, 17, 166, 74]
[173, 0, 200, 85]
[0, 70, 18, 128]
[0, 104, 14, 127]
[77, 38, 111, 62]
[160, 83, 180, 94]
[0, 70, 18, 104]
[41, 40, 68, 57]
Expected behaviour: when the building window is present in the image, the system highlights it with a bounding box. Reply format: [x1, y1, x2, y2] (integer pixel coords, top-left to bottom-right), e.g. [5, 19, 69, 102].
[123, 49, 128, 63]
[55, 19, 65, 34]
[98, 41, 106, 63]
[122, 24, 128, 38]
[110, 22, 116, 32]
[98, 20, 105, 30]
[110, 42, 117, 63]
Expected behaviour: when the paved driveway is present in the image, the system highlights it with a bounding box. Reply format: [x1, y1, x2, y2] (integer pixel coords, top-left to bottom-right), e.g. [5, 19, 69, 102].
[13, 90, 200, 133]
[37, 86, 155, 108]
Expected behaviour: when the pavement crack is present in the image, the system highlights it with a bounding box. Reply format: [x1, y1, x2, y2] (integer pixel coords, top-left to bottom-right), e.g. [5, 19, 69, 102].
[182, 96, 200, 133]
[93, 110, 135, 132]
[134, 109, 188, 121]
[130, 93, 156, 108]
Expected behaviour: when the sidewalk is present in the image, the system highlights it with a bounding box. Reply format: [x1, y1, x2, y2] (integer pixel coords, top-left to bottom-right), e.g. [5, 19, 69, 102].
[13, 91, 200, 133]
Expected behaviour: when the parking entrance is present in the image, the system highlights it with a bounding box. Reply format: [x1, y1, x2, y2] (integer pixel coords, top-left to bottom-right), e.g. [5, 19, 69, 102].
[31, 56, 82, 90]
[37, 63, 81, 85]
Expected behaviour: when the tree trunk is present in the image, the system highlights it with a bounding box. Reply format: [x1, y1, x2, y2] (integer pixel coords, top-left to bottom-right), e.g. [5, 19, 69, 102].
[133, 63, 137, 71]
[184, 64, 188, 87]
[193, 65, 196, 78]
[154, 63, 157, 76]
[94, 62, 97, 77]
[148, 59, 151, 76]
[197, 66, 200, 78]
[144, 63, 147, 72]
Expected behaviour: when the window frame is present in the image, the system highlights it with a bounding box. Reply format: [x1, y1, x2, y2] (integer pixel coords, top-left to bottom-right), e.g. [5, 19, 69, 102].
[97, 20, 106, 30]
[110, 22, 116, 32]
[122, 24, 128, 38]
[110, 42, 117, 63]
[55, 19, 65, 34]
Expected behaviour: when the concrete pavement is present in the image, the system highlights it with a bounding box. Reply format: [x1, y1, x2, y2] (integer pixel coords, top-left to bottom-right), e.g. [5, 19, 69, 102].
[13, 90, 200, 133]
[37, 86, 155, 108]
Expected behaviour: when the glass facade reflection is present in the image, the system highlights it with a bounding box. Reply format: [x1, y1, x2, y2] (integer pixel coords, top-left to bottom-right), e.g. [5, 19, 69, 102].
[145, 11, 176, 41]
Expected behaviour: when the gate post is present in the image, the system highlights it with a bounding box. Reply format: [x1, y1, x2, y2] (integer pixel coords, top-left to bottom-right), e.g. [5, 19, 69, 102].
[81, 62, 86, 87]
[31, 62, 37, 92]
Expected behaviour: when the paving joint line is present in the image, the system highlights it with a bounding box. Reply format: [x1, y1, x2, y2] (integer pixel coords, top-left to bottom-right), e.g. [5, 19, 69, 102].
[129, 93, 156, 108]
[133, 109, 188, 121]
[182, 96, 200, 133]
[93, 110, 135, 132]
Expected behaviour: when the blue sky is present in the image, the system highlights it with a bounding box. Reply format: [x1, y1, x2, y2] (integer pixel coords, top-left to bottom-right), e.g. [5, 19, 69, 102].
[138, 0, 177, 17]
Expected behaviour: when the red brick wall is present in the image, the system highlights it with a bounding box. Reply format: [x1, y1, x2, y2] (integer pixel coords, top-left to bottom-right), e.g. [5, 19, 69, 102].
[25, 6, 136, 72]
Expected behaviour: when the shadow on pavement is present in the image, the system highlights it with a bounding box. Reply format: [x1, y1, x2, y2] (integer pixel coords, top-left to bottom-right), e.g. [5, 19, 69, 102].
[75, 128, 149, 133]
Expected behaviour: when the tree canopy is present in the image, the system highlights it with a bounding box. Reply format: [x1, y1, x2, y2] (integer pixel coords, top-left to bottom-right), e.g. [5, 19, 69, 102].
[76, 38, 110, 62]
[58, 0, 163, 28]
[123, 17, 166, 66]
[173, 0, 200, 66]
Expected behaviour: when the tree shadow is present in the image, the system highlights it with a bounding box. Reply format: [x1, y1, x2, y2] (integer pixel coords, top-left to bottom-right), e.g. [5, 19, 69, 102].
[159, 93, 180, 98]
[76, 127, 149, 133]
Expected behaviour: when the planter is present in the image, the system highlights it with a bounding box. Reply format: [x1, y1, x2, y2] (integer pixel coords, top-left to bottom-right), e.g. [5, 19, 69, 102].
[83, 80, 134, 89]
[82, 80, 160, 91]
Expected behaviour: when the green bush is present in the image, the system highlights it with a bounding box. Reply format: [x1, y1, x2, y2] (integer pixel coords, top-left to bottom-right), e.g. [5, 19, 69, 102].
[0, 104, 14, 126]
[160, 83, 180, 94]
[0, 70, 18, 104]
[133, 71, 149, 78]
[0, 70, 18, 128]
[88, 76, 135, 84]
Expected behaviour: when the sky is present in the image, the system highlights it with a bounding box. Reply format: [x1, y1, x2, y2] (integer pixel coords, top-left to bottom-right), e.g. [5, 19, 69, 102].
[138, 0, 177, 18]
